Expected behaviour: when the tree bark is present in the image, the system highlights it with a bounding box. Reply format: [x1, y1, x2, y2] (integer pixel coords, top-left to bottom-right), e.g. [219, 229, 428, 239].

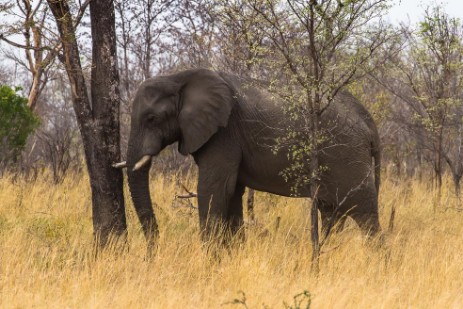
[246, 188, 255, 222]
[453, 173, 461, 198]
[89, 0, 127, 246]
[308, 2, 320, 274]
[47, 0, 127, 248]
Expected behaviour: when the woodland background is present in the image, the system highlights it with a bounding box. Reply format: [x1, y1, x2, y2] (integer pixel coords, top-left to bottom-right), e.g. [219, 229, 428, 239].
[1, 0, 463, 196]
[1, 1, 463, 307]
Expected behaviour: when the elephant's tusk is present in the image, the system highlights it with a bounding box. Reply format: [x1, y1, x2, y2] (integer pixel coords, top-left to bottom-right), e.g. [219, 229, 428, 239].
[112, 161, 127, 169]
[133, 155, 152, 171]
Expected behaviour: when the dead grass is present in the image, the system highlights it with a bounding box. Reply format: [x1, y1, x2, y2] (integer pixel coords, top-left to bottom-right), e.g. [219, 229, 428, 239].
[0, 171, 462, 308]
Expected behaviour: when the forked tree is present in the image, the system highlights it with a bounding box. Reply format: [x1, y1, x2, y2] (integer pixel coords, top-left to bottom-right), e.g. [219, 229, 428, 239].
[46, 0, 127, 248]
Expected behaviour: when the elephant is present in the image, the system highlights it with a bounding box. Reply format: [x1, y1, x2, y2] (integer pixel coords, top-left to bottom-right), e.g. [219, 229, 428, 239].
[124, 68, 382, 247]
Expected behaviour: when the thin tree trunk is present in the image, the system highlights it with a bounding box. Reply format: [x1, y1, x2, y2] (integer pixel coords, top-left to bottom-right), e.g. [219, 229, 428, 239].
[433, 161, 442, 211]
[123, 46, 131, 99]
[310, 196, 320, 273]
[309, 114, 320, 274]
[308, 2, 320, 273]
[247, 188, 255, 222]
[416, 140, 423, 181]
[436, 128, 444, 205]
[28, 68, 42, 111]
[453, 173, 461, 198]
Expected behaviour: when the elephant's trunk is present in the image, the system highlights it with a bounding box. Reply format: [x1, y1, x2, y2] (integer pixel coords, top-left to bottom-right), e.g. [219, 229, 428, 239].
[127, 146, 158, 251]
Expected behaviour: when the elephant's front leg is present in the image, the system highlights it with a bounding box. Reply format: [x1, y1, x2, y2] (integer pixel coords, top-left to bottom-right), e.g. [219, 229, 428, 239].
[196, 164, 243, 243]
[193, 133, 243, 243]
[196, 173, 243, 243]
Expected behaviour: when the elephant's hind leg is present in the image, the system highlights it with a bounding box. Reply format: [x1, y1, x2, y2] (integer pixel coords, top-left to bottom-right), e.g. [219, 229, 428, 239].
[351, 210, 381, 237]
[227, 183, 245, 240]
[348, 186, 382, 239]
[318, 199, 347, 238]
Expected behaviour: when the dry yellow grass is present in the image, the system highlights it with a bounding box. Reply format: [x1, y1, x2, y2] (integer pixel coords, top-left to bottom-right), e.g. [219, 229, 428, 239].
[0, 170, 463, 308]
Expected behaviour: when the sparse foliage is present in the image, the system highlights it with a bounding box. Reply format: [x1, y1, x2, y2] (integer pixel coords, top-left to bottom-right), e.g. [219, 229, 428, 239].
[373, 4, 463, 198]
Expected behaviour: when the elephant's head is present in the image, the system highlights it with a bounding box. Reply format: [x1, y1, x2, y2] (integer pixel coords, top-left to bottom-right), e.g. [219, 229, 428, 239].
[126, 69, 235, 236]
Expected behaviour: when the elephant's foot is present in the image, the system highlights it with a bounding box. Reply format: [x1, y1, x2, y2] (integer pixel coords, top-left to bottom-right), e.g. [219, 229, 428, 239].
[201, 220, 245, 245]
[351, 212, 383, 245]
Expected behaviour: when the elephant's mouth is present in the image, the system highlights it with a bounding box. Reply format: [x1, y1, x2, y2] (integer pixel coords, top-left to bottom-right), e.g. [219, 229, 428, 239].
[132, 155, 153, 171]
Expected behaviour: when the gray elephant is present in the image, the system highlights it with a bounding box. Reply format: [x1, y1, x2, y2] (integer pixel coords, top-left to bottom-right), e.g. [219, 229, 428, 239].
[124, 68, 381, 246]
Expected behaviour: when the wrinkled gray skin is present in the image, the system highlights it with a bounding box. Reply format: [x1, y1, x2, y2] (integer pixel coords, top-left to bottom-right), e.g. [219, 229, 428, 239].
[127, 68, 381, 244]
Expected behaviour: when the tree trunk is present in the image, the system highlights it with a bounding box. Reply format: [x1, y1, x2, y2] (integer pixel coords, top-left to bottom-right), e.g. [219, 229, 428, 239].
[89, 0, 127, 246]
[308, 2, 320, 273]
[453, 173, 461, 198]
[47, 0, 127, 248]
[309, 114, 320, 274]
[247, 188, 255, 222]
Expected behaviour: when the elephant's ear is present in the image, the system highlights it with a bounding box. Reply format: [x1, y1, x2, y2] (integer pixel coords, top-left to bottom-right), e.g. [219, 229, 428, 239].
[178, 71, 234, 155]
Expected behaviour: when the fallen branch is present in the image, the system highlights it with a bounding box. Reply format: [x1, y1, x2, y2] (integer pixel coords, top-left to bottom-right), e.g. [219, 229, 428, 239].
[176, 192, 198, 199]
[176, 183, 197, 198]
[172, 182, 198, 210]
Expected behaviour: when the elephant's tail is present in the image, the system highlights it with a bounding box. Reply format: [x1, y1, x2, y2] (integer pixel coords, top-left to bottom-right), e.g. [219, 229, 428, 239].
[372, 140, 381, 195]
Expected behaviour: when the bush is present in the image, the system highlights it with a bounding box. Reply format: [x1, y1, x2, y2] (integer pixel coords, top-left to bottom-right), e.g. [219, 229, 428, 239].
[0, 85, 40, 168]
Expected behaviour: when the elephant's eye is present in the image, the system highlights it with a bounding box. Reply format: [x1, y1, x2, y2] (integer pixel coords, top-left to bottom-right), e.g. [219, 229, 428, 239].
[146, 114, 156, 124]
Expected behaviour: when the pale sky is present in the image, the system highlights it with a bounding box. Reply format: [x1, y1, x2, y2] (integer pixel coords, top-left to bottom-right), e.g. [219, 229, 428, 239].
[387, 0, 463, 23]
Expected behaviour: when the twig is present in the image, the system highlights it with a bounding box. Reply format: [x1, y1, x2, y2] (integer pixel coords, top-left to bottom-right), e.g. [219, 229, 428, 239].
[176, 183, 197, 198]
[172, 182, 198, 210]
[388, 206, 396, 232]
[320, 244, 342, 255]
[176, 192, 197, 199]
[445, 207, 463, 212]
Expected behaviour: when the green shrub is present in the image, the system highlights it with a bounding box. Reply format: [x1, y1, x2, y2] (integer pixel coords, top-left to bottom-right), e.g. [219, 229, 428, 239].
[0, 85, 40, 164]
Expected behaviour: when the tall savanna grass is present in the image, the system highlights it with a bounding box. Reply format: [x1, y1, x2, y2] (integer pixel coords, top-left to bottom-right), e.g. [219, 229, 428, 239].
[0, 170, 462, 308]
